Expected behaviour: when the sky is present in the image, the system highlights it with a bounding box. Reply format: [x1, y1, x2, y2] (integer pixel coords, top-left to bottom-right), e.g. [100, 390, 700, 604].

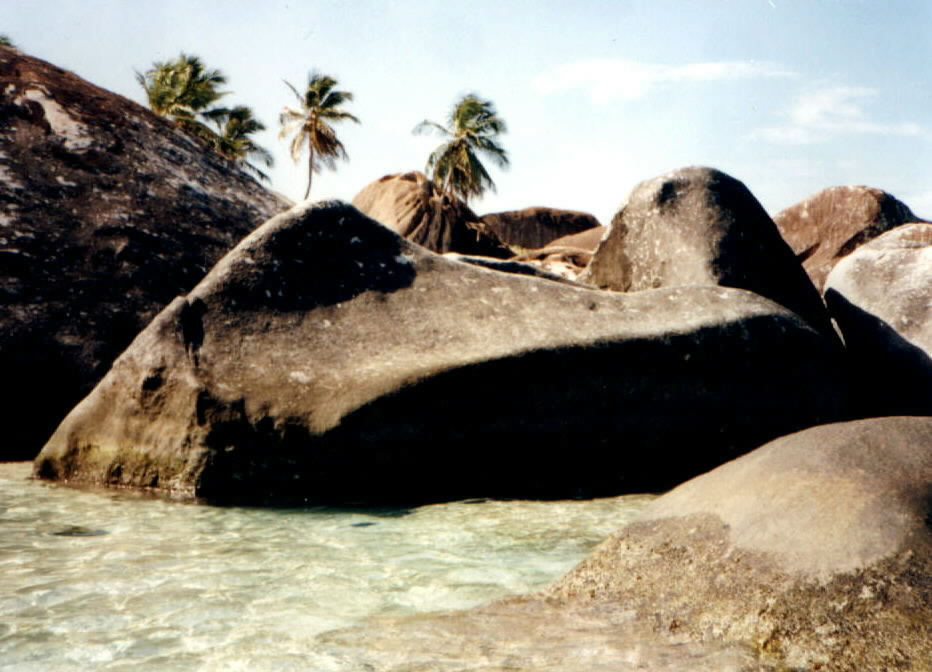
[5, 0, 932, 224]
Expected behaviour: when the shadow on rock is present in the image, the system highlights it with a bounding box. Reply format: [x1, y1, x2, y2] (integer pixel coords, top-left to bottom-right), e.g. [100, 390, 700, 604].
[825, 288, 932, 416]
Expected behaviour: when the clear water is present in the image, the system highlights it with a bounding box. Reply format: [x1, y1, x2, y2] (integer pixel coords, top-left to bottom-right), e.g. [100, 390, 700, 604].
[0, 463, 656, 671]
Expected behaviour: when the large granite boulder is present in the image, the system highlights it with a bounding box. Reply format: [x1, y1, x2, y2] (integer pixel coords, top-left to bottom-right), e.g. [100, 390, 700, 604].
[480, 206, 601, 250]
[824, 223, 932, 416]
[321, 417, 932, 671]
[774, 185, 925, 290]
[351, 171, 509, 258]
[0, 47, 289, 459]
[581, 167, 837, 341]
[34, 201, 848, 505]
[548, 416, 932, 671]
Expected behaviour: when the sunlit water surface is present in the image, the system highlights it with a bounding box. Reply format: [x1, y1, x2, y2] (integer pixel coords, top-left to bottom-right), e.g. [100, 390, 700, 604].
[0, 463, 656, 671]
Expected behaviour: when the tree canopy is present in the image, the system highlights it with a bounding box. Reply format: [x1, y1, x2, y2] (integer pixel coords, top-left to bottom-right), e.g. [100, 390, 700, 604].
[136, 53, 272, 180]
[203, 105, 274, 180]
[279, 72, 359, 200]
[413, 94, 509, 203]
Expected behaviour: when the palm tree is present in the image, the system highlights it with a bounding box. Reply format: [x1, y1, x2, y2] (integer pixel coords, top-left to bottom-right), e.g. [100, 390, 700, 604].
[136, 53, 227, 141]
[279, 72, 359, 200]
[413, 94, 509, 203]
[203, 105, 274, 181]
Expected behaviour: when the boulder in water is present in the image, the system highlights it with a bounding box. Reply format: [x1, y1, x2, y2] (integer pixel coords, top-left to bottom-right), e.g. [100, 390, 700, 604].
[34, 201, 848, 504]
[321, 417, 932, 670]
[549, 416, 932, 671]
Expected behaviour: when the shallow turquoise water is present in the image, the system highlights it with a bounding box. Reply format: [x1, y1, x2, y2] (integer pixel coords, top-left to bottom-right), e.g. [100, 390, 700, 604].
[0, 463, 654, 671]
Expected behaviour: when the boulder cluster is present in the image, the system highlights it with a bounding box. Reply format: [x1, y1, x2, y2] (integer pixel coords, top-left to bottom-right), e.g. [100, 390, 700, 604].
[3, 48, 930, 669]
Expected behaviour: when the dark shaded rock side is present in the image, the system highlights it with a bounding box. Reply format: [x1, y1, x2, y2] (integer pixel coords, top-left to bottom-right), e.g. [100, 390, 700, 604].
[824, 223, 932, 416]
[581, 166, 838, 342]
[481, 206, 601, 250]
[352, 171, 510, 258]
[0, 47, 289, 459]
[774, 185, 926, 290]
[34, 201, 849, 505]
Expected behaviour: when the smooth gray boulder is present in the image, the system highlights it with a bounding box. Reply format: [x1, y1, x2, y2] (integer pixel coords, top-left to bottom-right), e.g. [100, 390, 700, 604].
[582, 166, 837, 341]
[34, 201, 848, 505]
[824, 223, 932, 416]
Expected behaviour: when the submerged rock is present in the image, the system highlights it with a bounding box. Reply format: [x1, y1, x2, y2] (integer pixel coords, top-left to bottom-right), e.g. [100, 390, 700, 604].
[824, 223, 932, 416]
[34, 201, 847, 504]
[581, 166, 837, 341]
[352, 171, 509, 258]
[0, 47, 289, 459]
[774, 185, 925, 290]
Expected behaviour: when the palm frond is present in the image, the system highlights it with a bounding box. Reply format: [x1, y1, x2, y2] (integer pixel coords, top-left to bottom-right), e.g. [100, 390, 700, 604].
[416, 93, 508, 203]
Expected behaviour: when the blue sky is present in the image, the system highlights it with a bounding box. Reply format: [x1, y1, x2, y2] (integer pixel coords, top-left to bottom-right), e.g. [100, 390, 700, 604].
[5, 0, 932, 223]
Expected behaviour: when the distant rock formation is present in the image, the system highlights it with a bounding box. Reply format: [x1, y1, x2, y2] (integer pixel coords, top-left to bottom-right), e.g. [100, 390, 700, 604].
[480, 207, 601, 250]
[824, 223, 932, 416]
[774, 185, 924, 290]
[34, 201, 847, 504]
[352, 171, 510, 257]
[548, 225, 607, 252]
[0, 47, 289, 459]
[581, 166, 837, 341]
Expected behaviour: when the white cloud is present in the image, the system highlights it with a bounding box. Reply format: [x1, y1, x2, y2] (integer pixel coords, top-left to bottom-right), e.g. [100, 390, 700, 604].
[534, 58, 793, 103]
[755, 86, 927, 145]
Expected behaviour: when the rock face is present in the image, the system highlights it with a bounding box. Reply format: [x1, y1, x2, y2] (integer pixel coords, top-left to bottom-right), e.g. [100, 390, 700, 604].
[480, 206, 601, 250]
[34, 201, 848, 505]
[318, 417, 932, 671]
[824, 223, 932, 416]
[351, 171, 509, 258]
[774, 185, 925, 290]
[0, 48, 289, 459]
[581, 167, 836, 340]
[549, 416, 932, 671]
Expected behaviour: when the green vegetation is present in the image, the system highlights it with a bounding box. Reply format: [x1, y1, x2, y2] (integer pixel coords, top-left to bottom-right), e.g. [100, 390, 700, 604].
[136, 53, 272, 180]
[204, 105, 274, 180]
[0, 35, 13, 47]
[279, 72, 359, 200]
[414, 94, 509, 203]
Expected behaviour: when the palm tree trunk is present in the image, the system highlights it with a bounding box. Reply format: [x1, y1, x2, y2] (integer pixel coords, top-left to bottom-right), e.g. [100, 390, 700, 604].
[304, 142, 314, 200]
